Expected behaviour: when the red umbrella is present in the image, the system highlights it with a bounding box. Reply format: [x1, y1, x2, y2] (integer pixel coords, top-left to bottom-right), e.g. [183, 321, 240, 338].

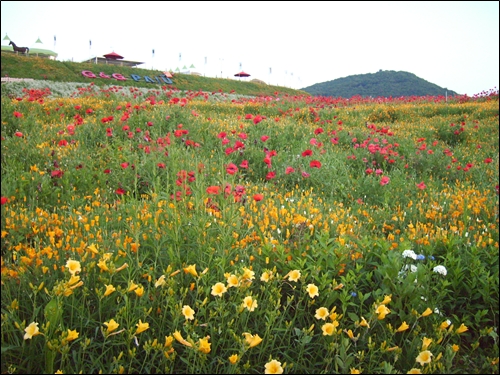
[234, 71, 250, 80]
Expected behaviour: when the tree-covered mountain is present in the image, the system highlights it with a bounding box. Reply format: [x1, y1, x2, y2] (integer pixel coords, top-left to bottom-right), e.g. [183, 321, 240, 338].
[301, 70, 458, 98]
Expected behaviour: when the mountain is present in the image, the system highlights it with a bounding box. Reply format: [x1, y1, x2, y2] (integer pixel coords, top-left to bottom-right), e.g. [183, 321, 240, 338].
[301, 70, 458, 98]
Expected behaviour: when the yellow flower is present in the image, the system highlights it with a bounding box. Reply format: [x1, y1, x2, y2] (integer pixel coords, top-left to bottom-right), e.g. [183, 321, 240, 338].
[420, 307, 433, 317]
[359, 316, 370, 328]
[407, 368, 422, 374]
[306, 283, 319, 298]
[265, 359, 284, 374]
[103, 284, 116, 297]
[128, 281, 139, 292]
[241, 267, 255, 281]
[155, 275, 166, 288]
[375, 304, 391, 320]
[135, 320, 149, 335]
[66, 329, 79, 342]
[422, 337, 432, 350]
[104, 319, 120, 334]
[439, 319, 451, 330]
[242, 296, 258, 312]
[455, 323, 468, 334]
[397, 321, 410, 332]
[66, 259, 81, 275]
[415, 350, 433, 366]
[182, 305, 195, 320]
[260, 271, 271, 282]
[286, 269, 301, 282]
[198, 336, 211, 354]
[452, 344, 459, 352]
[164, 335, 174, 347]
[173, 330, 192, 347]
[242, 332, 263, 347]
[183, 264, 198, 277]
[350, 369, 361, 374]
[315, 307, 330, 320]
[211, 282, 227, 297]
[55, 370, 64, 374]
[87, 243, 99, 254]
[24, 322, 41, 340]
[226, 274, 239, 288]
[345, 329, 359, 341]
[381, 295, 392, 305]
[97, 259, 109, 272]
[134, 285, 145, 297]
[322, 322, 336, 336]
[228, 354, 240, 364]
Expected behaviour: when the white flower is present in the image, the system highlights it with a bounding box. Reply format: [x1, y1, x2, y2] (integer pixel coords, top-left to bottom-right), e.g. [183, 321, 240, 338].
[433, 265, 447, 276]
[402, 249, 417, 260]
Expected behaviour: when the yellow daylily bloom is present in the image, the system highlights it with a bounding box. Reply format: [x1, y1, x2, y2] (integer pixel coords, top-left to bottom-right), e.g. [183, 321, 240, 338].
[173, 330, 192, 347]
[24, 322, 41, 340]
[66, 329, 79, 342]
[183, 264, 198, 277]
[242, 332, 263, 347]
[420, 307, 433, 317]
[135, 320, 149, 335]
[397, 321, 410, 332]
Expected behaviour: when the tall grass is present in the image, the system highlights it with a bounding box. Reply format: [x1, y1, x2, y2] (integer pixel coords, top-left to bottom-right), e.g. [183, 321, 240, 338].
[1, 81, 498, 374]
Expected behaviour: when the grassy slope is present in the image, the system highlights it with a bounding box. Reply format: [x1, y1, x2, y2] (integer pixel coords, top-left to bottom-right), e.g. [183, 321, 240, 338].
[1, 52, 308, 97]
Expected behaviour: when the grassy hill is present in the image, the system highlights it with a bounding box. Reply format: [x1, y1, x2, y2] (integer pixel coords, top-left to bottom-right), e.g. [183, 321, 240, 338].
[301, 70, 459, 98]
[1, 52, 307, 97]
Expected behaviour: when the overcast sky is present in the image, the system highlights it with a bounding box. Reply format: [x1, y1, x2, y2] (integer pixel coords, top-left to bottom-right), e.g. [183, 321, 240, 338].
[2, 1, 498, 95]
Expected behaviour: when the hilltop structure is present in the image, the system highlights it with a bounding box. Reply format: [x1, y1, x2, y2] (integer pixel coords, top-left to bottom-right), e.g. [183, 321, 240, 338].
[81, 51, 144, 67]
[1, 34, 57, 59]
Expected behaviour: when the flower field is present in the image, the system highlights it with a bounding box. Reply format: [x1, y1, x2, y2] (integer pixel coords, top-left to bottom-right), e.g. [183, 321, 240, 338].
[1, 81, 499, 374]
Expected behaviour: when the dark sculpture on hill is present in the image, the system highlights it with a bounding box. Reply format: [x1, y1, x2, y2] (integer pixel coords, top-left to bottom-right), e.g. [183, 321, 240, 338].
[9, 41, 29, 54]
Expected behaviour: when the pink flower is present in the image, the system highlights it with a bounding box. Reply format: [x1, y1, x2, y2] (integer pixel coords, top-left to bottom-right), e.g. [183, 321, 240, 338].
[226, 163, 238, 175]
[416, 181, 426, 190]
[380, 176, 390, 185]
[260, 135, 269, 142]
[285, 166, 295, 174]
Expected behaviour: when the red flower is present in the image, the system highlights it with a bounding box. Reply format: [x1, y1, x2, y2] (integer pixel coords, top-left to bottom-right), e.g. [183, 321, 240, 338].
[240, 160, 249, 169]
[285, 166, 295, 174]
[253, 115, 264, 124]
[1, 196, 8, 205]
[416, 181, 426, 190]
[86, 108, 93, 114]
[365, 168, 373, 175]
[58, 140, 68, 147]
[104, 169, 111, 174]
[206, 186, 221, 195]
[484, 158, 493, 163]
[13, 111, 23, 118]
[265, 171, 276, 180]
[157, 163, 166, 169]
[116, 188, 126, 195]
[301, 149, 312, 157]
[121, 162, 129, 169]
[51, 169, 64, 178]
[226, 163, 238, 175]
[314, 127, 324, 135]
[380, 176, 390, 185]
[14, 132, 23, 137]
[302, 171, 310, 178]
[260, 135, 269, 142]
[217, 132, 227, 139]
[253, 194, 264, 201]
[310, 160, 321, 168]
[245, 114, 253, 119]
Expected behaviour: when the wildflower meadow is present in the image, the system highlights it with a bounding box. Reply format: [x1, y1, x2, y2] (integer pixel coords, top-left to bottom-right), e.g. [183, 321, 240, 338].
[1, 80, 499, 374]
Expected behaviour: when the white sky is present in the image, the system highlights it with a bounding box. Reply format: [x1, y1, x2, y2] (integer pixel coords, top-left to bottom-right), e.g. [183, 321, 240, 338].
[1, 1, 499, 95]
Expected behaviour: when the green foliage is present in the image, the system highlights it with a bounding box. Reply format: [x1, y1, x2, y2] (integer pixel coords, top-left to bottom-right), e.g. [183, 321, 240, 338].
[302, 70, 460, 98]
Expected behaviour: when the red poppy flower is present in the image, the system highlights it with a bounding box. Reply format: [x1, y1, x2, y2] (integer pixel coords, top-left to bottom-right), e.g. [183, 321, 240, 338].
[310, 160, 322, 168]
[104, 169, 111, 174]
[266, 171, 276, 180]
[1, 196, 8, 205]
[302, 171, 310, 178]
[260, 135, 269, 142]
[253, 194, 264, 201]
[301, 149, 312, 157]
[13, 111, 23, 118]
[157, 163, 166, 169]
[380, 176, 390, 185]
[14, 132, 23, 137]
[51, 170, 64, 178]
[116, 188, 126, 195]
[484, 158, 493, 163]
[238, 132, 248, 140]
[240, 160, 249, 169]
[416, 181, 426, 190]
[245, 114, 253, 119]
[226, 163, 238, 175]
[217, 132, 227, 139]
[285, 166, 295, 174]
[206, 186, 221, 195]
[253, 115, 264, 124]
[314, 127, 324, 135]
[58, 140, 68, 147]
[86, 108, 94, 114]
[121, 162, 129, 169]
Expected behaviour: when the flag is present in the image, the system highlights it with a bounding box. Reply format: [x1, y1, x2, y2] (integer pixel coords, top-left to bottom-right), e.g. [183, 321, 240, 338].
[179, 53, 181, 61]
[89, 40, 92, 48]
[152, 49, 155, 57]
[54, 35, 56, 46]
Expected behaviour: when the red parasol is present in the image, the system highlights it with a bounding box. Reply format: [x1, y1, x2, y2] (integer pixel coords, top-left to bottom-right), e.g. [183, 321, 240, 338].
[234, 71, 250, 78]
